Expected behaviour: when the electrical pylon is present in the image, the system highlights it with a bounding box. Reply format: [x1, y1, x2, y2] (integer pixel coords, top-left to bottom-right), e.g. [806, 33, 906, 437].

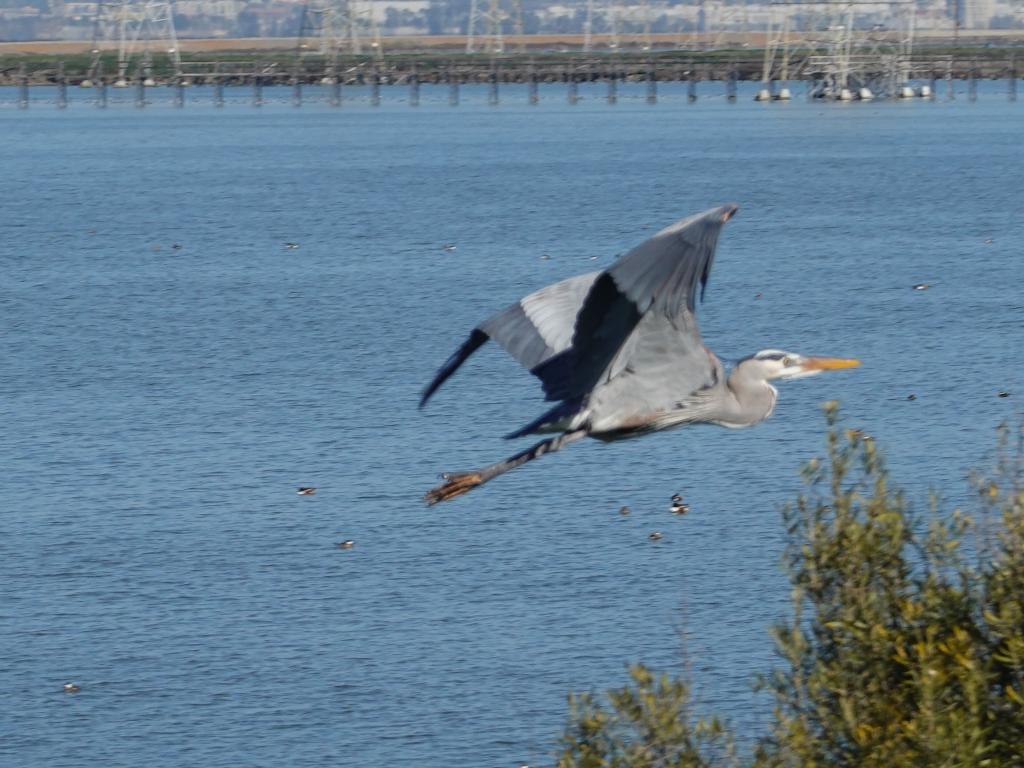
[86, 1, 180, 86]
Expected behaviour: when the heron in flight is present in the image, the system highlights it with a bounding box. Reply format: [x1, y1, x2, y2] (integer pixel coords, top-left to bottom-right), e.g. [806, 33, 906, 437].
[420, 204, 859, 505]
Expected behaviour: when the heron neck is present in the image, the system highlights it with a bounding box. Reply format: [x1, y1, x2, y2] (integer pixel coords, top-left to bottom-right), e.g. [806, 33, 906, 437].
[725, 367, 778, 426]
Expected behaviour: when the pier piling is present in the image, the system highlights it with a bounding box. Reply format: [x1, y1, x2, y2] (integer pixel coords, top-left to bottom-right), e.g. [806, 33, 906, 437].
[17, 64, 28, 109]
[448, 67, 459, 106]
[646, 61, 656, 104]
[57, 62, 67, 109]
[253, 66, 263, 107]
[371, 70, 381, 106]
[96, 73, 107, 109]
[607, 72, 617, 104]
[134, 69, 145, 108]
[488, 64, 498, 106]
[409, 64, 419, 107]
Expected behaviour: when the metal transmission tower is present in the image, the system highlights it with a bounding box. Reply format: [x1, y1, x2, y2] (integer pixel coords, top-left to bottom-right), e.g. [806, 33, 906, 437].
[295, 0, 383, 88]
[798, 1, 916, 100]
[755, 9, 793, 100]
[607, 0, 657, 50]
[583, 0, 595, 52]
[467, 0, 522, 54]
[85, 1, 181, 87]
[705, 0, 751, 50]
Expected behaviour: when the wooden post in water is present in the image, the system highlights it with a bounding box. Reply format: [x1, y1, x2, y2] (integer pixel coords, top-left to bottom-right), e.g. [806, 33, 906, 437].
[173, 75, 184, 107]
[687, 66, 698, 102]
[95, 62, 107, 108]
[370, 69, 381, 106]
[1009, 56, 1017, 102]
[330, 76, 341, 107]
[645, 60, 656, 104]
[17, 63, 28, 109]
[292, 66, 303, 107]
[488, 62, 499, 106]
[57, 61, 68, 109]
[968, 59, 977, 102]
[568, 68, 578, 104]
[252, 62, 263, 107]
[135, 68, 145, 108]
[946, 59, 954, 100]
[607, 70, 617, 104]
[448, 66, 459, 106]
[727, 65, 738, 102]
[409, 63, 419, 107]
[928, 68, 936, 99]
[213, 66, 224, 108]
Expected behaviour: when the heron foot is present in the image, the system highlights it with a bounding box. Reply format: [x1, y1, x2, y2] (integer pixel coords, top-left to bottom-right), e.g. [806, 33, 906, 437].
[424, 472, 484, 506]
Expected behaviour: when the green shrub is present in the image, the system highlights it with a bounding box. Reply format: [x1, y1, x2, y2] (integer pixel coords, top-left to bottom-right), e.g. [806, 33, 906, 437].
[558, 406, 1024, 768]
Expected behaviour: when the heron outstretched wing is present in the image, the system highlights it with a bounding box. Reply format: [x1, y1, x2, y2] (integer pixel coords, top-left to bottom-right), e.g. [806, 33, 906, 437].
[532, 204, 737, 402]
[420, 204, 738, 411]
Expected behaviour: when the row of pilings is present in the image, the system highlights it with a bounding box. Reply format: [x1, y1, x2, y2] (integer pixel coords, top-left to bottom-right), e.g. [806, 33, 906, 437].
[5, 55, 1020, 108]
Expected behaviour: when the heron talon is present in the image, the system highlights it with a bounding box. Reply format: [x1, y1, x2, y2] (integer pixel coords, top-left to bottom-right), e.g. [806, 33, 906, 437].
[424, 472, 484, 506]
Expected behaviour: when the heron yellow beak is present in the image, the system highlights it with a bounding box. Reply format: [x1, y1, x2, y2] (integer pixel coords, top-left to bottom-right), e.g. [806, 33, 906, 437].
[801, 357, 861, 371]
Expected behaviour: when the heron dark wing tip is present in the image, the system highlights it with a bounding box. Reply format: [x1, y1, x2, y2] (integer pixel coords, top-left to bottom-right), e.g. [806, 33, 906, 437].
[419, 328, 490, 410]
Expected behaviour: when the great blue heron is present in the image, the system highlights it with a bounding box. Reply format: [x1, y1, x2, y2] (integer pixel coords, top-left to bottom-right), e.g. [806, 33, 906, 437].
[420, 204, 859, 505]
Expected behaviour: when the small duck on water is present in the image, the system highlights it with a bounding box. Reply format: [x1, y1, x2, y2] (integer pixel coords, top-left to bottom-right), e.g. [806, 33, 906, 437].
[670, 494, 690, 515]
[619, 505, 631, 516]
[337, 540, 355, 550]
[63, 682, 81, 693]
[648, 531, 663, 541]
[297, 487, 316, 496]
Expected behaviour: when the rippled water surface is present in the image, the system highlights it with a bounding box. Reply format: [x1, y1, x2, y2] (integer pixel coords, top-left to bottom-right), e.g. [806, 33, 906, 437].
[2, 82, 1022, 767]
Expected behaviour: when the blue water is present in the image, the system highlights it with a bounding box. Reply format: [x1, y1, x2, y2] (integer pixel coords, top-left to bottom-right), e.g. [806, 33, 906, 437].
[2, 82, 1022, 767]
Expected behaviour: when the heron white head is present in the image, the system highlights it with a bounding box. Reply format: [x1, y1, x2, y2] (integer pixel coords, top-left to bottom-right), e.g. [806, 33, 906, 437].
[745, 349, 861, 381]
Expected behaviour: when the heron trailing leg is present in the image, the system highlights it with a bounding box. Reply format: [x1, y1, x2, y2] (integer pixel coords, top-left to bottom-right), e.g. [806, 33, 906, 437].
[424, 429, 587, 505]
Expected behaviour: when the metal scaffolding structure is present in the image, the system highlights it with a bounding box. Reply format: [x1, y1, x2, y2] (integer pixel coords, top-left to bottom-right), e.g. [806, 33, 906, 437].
[85, 0, 181, 86]
[296, 0, 384, 70]
[467, 0, 525, 54]
[756, 1, 918, 101]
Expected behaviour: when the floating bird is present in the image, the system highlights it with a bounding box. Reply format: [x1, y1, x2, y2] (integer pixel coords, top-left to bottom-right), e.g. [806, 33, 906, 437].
[63, 682, 81, 693]
[670, 494, 690, 515]
[420, 205, 860, 505]
[171, 244, 183, 250]
[912, 283, 931, 291]
[285, 242, 300, 250]
[297, 487, 316, 496]
[337, 540, 355, 549]
[984, 238, 994, 244]
[907, 394, 917, 401]
[619, 505, 631, 516]
[998, 391, 1010, 398]
[648, 531, 663, 541]
[443, 244, 457, 252]
[541, 254, 552, 261]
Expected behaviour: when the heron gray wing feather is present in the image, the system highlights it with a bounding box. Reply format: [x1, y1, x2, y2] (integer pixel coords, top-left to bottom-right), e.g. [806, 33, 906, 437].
[541, 204, 737, 402]
[481, 271, 600, 369]
[419, 272, 599, 407]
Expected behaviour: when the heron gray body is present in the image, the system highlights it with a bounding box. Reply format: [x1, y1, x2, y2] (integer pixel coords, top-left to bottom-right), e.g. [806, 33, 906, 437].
[420, 204, 858, 504]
